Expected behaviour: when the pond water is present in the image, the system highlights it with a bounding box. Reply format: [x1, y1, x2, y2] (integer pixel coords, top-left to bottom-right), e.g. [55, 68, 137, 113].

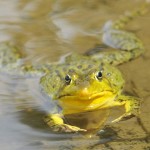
[0, 0, 150, 150]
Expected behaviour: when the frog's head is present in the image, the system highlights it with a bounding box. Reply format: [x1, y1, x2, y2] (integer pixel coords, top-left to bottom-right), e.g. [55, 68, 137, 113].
[40, 61, 124, 114]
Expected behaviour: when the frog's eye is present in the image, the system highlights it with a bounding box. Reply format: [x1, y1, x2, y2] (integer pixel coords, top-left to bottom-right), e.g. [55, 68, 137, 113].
[96, 71, 103, 80]
[65, 74, 71, 84]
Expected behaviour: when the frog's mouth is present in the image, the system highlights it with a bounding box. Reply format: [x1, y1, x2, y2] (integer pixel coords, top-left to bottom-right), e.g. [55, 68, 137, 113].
[57, 90, 116, 114]
[58, 91, 110, 100]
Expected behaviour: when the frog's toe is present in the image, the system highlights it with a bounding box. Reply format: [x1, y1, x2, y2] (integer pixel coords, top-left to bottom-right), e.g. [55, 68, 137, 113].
[50, 124, 86, 133]
[62, 124, 87, 133]
[112, 112, 135, 123]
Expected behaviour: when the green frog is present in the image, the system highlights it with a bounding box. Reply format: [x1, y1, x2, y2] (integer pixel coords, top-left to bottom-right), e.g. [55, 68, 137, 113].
[0, 5, 147, 133]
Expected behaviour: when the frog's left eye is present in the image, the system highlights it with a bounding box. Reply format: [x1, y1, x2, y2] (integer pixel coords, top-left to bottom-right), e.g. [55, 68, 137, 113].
[65, 74, 71, 84]
[96, 71, 103, 80]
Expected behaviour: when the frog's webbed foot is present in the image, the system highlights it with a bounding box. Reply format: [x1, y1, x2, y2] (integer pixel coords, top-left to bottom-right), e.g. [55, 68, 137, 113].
[51, 124, 86, 133]
[112, 95, 140, 123]
[88, 6, 147, 65]
[44, 114, 86, 133]
[112, 112, 136, 123]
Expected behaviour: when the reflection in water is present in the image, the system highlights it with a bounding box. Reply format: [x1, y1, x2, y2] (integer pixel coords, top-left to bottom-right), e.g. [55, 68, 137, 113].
[64, 109, 110, 133]
[0, 0, 150, 150]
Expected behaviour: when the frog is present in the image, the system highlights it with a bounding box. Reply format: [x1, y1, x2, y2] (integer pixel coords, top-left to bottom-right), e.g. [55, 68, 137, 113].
[0, 5, 147, 133]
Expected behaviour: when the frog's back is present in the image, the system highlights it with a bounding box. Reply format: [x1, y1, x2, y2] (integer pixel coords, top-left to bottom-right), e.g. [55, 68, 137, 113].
[0, 3, 148, 75]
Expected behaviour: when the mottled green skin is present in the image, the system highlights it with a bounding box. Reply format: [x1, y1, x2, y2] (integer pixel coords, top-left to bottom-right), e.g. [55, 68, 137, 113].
[0, 43, 22, 69]
[0, 7, 146, 132]
[40, 56, 124, 99]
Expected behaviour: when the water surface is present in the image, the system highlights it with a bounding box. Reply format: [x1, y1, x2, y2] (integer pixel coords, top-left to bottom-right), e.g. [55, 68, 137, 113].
[0, 0, 150, 150]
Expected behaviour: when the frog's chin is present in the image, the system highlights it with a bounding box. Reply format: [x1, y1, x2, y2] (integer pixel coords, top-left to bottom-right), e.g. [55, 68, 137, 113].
[58, 91, 117, 115]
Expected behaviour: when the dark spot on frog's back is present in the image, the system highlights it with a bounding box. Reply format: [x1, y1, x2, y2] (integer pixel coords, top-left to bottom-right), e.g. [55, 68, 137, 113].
[68, 69, 75, 74]
[87, 64, 93, 69]
[55, 70, 62, 78]
[110, 61, 113, 65]
[81, 64, 94, 72]
[52, 85, 56, 88]
[55, 70, 59, 74]
[77, 65, 82, 69]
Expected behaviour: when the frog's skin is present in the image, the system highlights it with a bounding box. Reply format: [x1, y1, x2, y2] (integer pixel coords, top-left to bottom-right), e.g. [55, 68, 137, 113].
[0, 6, 146, 133]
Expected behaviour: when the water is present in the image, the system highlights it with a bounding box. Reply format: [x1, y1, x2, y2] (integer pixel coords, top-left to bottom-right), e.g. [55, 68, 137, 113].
[0, 0, 150, 150]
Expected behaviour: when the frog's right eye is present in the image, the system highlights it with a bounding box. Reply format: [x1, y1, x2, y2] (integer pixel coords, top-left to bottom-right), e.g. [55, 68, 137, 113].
[65, 74, 71, 84]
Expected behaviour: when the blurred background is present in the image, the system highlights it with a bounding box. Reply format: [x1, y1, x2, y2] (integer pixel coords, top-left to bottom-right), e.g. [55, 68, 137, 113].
[0, 0, 150, 150]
